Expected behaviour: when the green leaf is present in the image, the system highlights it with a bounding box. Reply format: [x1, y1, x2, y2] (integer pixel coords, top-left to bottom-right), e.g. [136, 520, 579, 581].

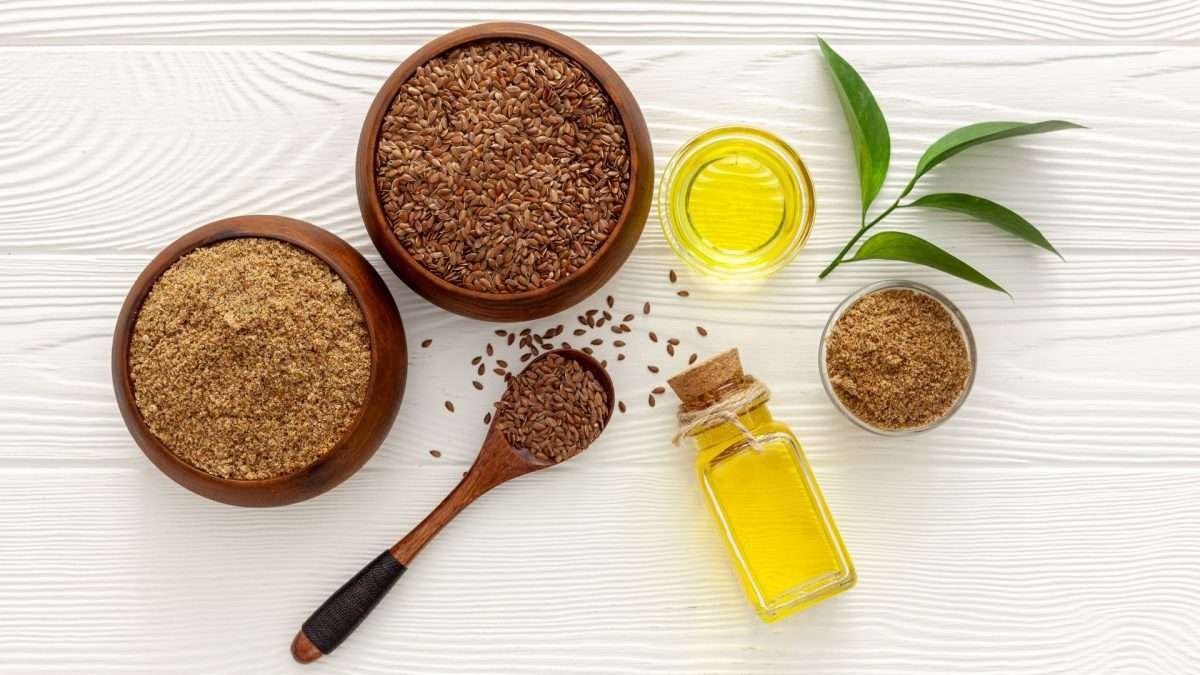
[901, 120, 1083, 198]
[817, 37, 890, 216]
[845, 231, 1009, 295]
[906, 193, 1063, 259]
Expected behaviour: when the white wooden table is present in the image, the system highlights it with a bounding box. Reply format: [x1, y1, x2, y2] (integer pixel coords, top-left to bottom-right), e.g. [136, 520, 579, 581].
[3, 2, 1199, 672]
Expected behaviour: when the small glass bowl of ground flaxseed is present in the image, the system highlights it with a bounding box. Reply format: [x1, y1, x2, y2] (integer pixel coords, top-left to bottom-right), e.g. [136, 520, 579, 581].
[819, 280, 977, 435]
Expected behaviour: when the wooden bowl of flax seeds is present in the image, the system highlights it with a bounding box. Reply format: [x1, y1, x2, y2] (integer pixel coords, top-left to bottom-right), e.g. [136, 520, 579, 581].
[112, 215, 407, 506]
[357, 22, 653, 322]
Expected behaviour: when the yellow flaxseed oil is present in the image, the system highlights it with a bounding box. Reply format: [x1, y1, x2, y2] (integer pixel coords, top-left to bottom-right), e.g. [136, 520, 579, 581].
[659, 127, 815, 278]
[670, 350, 854, 622]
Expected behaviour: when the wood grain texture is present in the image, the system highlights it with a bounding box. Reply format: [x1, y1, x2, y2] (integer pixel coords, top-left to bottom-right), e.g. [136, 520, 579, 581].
[1, 1, 1198, 44]
[0, 468, 1196, 672]
[2, 46, 1198, 255]
[2, 7, 1200, 673]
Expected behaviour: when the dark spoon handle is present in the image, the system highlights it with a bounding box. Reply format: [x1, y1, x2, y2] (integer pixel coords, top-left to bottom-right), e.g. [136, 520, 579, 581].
[291, 430, 535, 664]
[292, 550, 406, 663]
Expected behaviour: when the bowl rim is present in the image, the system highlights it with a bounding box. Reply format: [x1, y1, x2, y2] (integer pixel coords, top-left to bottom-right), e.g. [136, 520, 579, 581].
[355, 21, 652, 317]
[111, 215, 407, 506]
[818, 279, 977, 436]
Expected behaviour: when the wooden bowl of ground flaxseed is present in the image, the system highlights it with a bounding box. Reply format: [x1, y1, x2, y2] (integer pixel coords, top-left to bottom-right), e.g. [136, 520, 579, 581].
[112, 215, 407, 507]
[357, 22, 653, 322]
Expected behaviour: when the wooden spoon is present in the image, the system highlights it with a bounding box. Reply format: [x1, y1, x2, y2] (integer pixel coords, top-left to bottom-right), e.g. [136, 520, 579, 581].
[291, 349, 615, 663]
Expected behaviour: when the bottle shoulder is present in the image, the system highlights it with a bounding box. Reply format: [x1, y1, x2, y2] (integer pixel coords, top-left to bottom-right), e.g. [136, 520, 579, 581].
[692, 416, 801, 469]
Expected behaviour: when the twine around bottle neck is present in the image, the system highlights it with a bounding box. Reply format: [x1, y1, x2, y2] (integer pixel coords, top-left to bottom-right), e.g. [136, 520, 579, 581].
[671, 377, 771, 451]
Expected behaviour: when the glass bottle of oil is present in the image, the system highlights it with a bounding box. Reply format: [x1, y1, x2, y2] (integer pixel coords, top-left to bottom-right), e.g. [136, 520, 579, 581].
[668, 349, 855, 622]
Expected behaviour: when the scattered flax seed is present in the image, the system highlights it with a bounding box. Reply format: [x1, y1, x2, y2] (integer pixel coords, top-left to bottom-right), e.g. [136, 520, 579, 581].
[602, 311, 612, 321]
[600, 360, 607, 369]
[618, 401, 627, 414]
[496, 359, 508, 369]
[825, 289, 971, 430]
[648, 394, 656, 407]
[590, 338, 603, 346]
[560, 342, 571, 350]
[611, 325, 623, 334]
[596, 318, 606, 328]
[573, 328, 587, 336]
[648, 365, 660, 374]
[376, 40, 630, 294]
[617, 353, 626, 361]
[429, 450, 442, 458]
[128, 238, 370, 481]
[643, 302, 651, 315]
[477, 363, 486, 376]
[696, 326, 708, 337]
[495, 329, 507, 337]
[494, 368, 507, 377]
[667, 344, 676, 357]
[486, 344, 494, 357]
[445, 401, 455, 413]
[667, 337, 680, 346]
[688, 353, 698, 365]
[471, 355, 482, 365]
[613, 340, 626, 348]
[677, 290, 690, 298]
[520, 353, 532, 363]
[473, 380, 484, 390]
[494, 354, 609, 463]
[669, 270, 677, 283]
[623, 314, 634, 322]
[582, 347, 594, 355]
[507, 333, 515, 346]
[421, 339, 433, 348]
[606, 295, 614, 308]
[484, 412, 492, 425]
[652, 386, 666, 395]
[649, 332, 658, 343]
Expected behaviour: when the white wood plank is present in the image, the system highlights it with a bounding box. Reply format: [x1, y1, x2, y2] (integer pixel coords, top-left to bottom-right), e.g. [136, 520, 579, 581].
[0, 467, 1196, 673]
[1, 0, 1198, 45]
[0, 46, 1195, 257]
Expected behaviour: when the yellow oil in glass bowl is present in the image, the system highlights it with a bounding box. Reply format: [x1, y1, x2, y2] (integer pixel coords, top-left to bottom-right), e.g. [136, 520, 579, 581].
[659, 127, 815, 279]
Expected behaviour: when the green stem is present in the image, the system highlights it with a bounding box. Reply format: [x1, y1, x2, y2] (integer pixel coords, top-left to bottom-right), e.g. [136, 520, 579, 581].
[818, 198, 902, 278]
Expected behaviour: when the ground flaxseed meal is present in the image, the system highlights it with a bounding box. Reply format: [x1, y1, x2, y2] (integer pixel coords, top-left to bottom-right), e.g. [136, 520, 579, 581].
[129, 238, 370, 480]
[375, 39, 631, 294]
[824, 289, 971, 430]
[494, 354, 608, 463]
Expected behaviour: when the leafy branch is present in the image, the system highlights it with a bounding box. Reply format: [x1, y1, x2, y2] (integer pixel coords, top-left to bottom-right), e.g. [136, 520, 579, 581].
[816, 37, 1082, 294]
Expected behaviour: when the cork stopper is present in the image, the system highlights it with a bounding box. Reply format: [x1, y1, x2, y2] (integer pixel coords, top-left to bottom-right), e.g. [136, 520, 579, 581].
[668, 349, 745, 407]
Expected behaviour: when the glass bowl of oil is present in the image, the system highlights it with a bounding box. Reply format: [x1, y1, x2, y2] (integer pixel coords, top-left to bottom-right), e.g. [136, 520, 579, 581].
[658, 126, 815, 279]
